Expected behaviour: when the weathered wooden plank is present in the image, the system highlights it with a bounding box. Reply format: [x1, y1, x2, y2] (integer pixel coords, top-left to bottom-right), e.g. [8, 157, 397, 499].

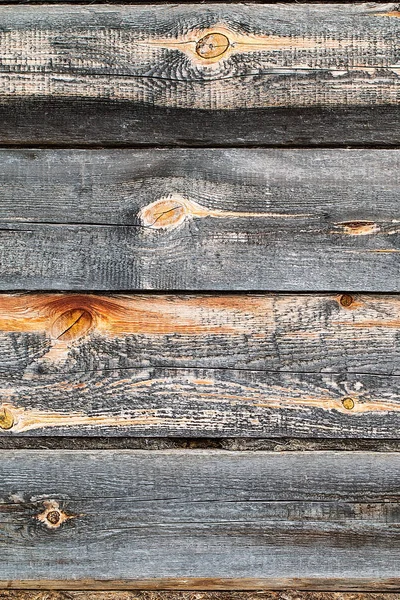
[0, 5, 399, 145]
[1, 101, 399, 148]
[1, 148, 400, 291]
[1, 594, 400, 600]
[0, 450, 398, 588]
[1, 292, 400, 437]
[4, 367, 400, 437]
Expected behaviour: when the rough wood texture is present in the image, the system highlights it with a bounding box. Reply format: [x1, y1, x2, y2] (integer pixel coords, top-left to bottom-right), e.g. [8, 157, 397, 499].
[0, 5, 399, 146]
[1, 149, 400, 291]
[1, 594, 400, 600]
[0, 450, 399, 588]
[1, 292, 400, 437]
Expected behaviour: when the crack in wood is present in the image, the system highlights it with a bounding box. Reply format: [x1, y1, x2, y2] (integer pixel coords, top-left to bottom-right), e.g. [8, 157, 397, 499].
[51, 309, 93, 342]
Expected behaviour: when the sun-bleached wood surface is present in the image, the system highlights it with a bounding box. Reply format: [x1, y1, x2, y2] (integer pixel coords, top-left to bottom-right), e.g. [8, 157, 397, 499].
[0, 4, 399, 145]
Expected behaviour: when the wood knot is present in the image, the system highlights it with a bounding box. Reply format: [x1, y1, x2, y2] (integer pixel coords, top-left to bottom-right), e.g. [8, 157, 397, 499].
[36, 500, 75, 529]
[0, 406, 14, 430]
[196, 32, 230, 59]
[339, 294, 354, 308]
[334, 221, 380, 236]
[342, 397, 355, 411]
[139, 195, 209, 231]
[51, 308, 93, 342]
[46, 510, 61, 525]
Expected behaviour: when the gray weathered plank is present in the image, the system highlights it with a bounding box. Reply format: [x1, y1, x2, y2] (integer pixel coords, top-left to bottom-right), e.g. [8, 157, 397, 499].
[1, 149, 400, 291]
[2, 292, 400, 438]
[0, 450, 399, 588]
[0, 4, 399, 146]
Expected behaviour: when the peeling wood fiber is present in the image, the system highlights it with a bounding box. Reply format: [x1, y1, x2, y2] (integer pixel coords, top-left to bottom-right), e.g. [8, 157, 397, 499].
[1, 149, 400, 291]
[0, 4, 399, 145]
[1, 292, 400, 437]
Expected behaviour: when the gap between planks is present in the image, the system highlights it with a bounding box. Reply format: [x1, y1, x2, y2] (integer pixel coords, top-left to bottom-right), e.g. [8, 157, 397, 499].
[1, 438, 400, 451]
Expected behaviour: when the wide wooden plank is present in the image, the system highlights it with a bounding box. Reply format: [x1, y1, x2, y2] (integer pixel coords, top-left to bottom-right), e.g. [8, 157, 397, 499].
[1, 149, 400, 291]
[1, 292, 400, 438]
[0, 4, 399, 146]
[0, 450, 398, 588]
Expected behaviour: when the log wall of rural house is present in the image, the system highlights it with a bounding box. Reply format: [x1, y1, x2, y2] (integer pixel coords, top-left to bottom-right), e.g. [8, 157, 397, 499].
[0, 1, 399, 597]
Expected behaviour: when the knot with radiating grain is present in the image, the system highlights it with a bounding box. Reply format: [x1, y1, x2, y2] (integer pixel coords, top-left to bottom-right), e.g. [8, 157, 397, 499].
[36, 500, 76, 530]
[139, 195, 312, 231]
[51, 308, 93, 342]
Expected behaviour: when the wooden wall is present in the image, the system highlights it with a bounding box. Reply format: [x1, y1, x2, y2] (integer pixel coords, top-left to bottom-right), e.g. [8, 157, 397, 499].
[0, 0, 399, 594]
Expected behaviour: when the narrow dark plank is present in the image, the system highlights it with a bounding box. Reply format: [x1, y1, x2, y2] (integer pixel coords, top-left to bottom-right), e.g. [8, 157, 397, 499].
[0, 450, 399, 588]
[1, 292, 400, 438]
[1, 593, 400, 600]
[0, 4, 399, 145]
[1, 149, 400, 291]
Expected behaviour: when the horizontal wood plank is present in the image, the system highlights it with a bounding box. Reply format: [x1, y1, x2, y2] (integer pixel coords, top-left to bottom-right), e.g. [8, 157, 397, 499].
[1, 149, 400, 291]
[0, 450, 399, 588]
[1, 292, 400, 437]
[1, 594, 400, 600]
[0, 5, 399, 145]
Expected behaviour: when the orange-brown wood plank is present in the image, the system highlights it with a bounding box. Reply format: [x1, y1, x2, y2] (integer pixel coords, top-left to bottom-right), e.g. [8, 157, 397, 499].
[1, 292, 400, 437]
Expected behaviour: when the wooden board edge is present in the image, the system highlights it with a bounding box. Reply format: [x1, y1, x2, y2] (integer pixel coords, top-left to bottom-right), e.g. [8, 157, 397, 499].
[0, 578, 399, 591]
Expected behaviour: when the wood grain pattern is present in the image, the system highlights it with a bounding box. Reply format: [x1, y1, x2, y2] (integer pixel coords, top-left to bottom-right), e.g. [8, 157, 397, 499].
[0, 450, 399, 588]
[1, 292, 400, 437]
[1, 149, 400, 291]
[1, 594, 400, 600]
[0, 5, 399, 145]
